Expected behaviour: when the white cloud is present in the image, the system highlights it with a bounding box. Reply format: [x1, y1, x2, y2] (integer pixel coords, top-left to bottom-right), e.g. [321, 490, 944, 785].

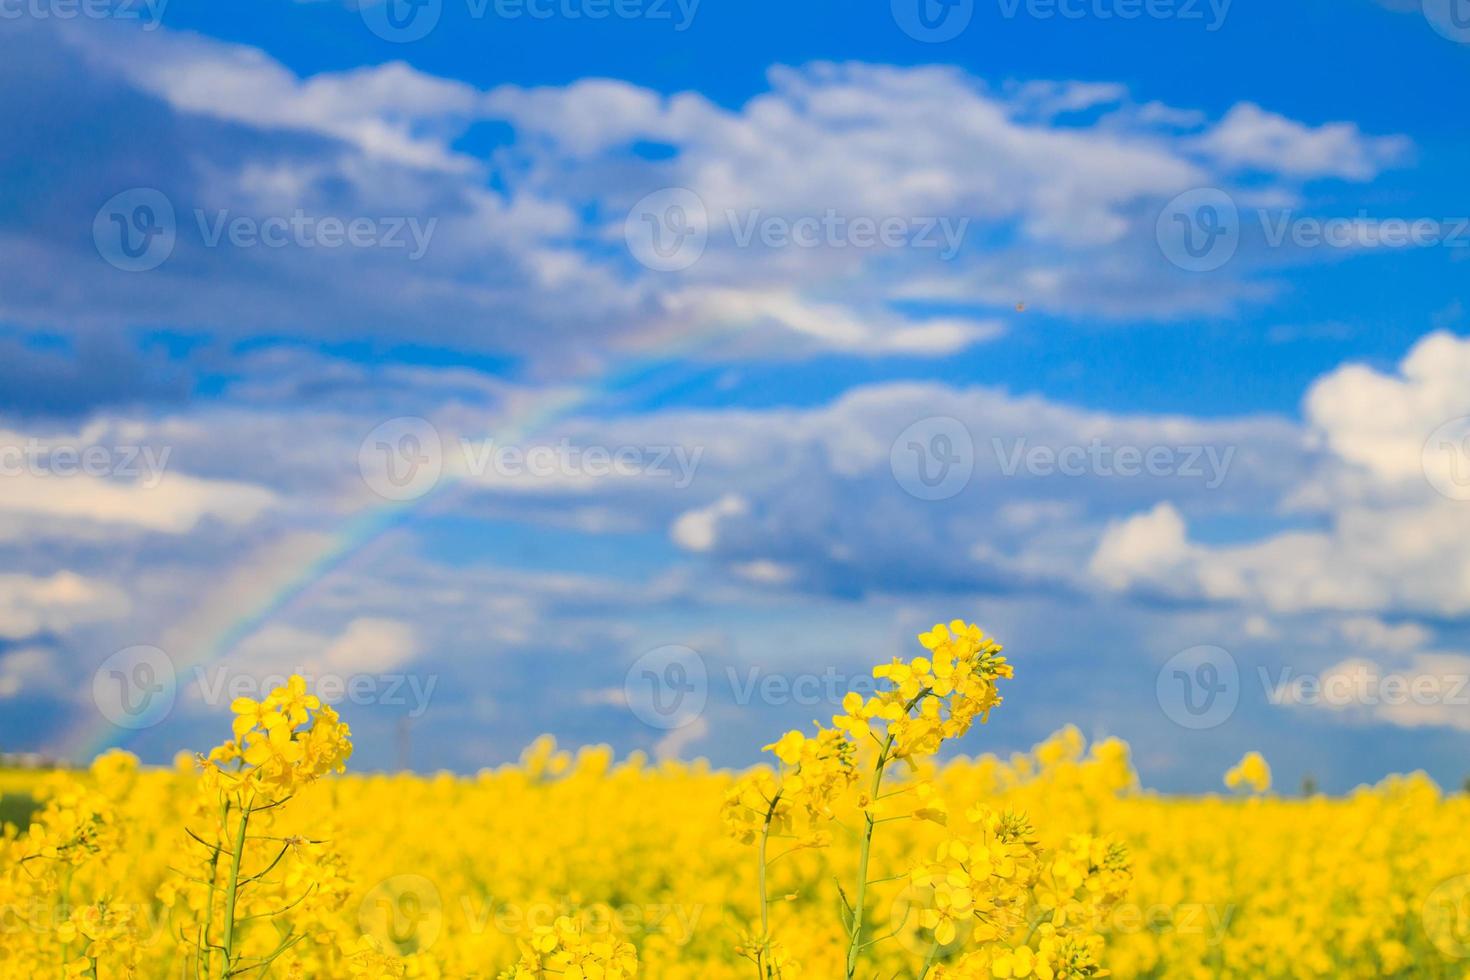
[4, 26, 1414, 360]
[1305, 330, 1470, 485]
[0, 647, 63, 699]
[731, 560, 796, 585]
[1088, 502, 1193, 591]
[70, 30, 482, 172]
[0, 572, 130, 641]
[1193, 103, 1410, 180]
[1089, 332, 1470, 616]
[229, 616, 420, 675]
[653, 715, 709, 760]
[671, 494, 749, 553]
[1271, 652, 1470, 733]
[1337, 616, 1431, 654]
[0, 471, 276, 533]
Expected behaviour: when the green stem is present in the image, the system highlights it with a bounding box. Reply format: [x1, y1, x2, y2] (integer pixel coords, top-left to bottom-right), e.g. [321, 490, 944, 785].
[919, 938, 941, 979]
[219, 802, 252, 976]
[756, 791, 782, 979]
[844, 687, 930, 980]
[845, 732, 894, 979]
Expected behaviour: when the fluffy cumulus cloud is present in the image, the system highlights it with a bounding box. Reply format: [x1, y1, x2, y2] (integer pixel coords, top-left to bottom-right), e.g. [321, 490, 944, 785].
[0, 19, 1414, 369]
[1091, 331, 1470, 617]
[1191, 103, 1410, 180]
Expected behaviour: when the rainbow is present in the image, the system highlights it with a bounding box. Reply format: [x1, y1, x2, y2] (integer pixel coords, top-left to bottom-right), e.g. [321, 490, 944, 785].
[60, 337, 723, 763]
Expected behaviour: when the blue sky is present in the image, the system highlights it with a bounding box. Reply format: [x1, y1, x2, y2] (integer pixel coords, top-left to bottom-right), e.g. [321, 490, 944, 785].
[1, 0, 1469, 792]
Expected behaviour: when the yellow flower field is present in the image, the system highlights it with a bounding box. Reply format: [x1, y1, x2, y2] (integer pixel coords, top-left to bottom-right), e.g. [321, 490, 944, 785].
[4, 622, 1470, 978]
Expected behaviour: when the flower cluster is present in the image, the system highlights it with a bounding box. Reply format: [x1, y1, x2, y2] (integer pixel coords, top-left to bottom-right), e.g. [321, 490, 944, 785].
[928, 829, 1129, 980]
[723, 726, 858, 847]
[910, 808, 1041, 946]
[1224, 751, 1271, 795]
[722, 620, 1129, 980]
[834, 620, 1012, 759]
[7, 702, 1466, 976]
[202, 676, 353, 797]
[499, 914, 639, 979]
